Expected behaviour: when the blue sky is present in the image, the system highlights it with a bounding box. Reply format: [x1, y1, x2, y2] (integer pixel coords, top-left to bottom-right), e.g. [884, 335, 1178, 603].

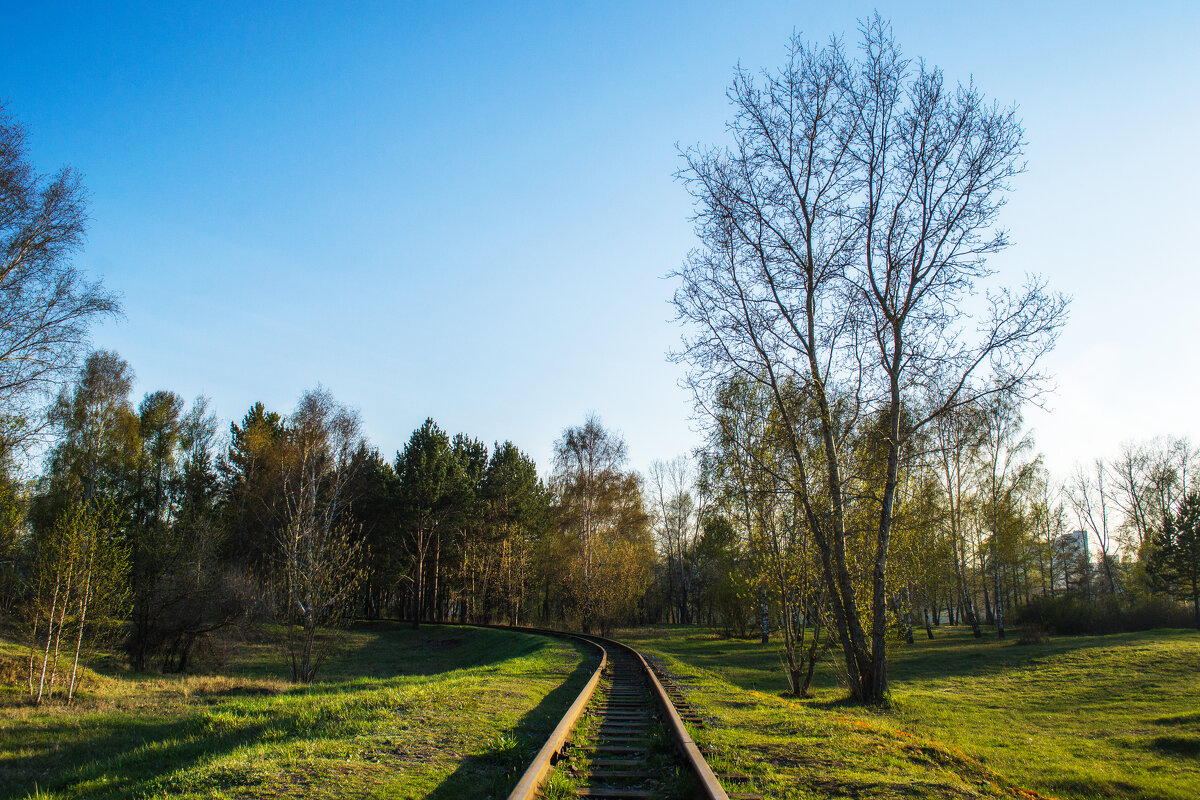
[4, 1, 1198, 480]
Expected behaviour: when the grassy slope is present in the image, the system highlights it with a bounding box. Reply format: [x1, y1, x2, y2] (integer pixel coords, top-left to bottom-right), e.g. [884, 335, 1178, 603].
[0, 622, 592, 800]
[619, 625, 1200, 800]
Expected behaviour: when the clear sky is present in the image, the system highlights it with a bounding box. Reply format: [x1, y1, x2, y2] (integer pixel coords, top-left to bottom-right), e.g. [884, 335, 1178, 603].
[3, 1, 1197, 481]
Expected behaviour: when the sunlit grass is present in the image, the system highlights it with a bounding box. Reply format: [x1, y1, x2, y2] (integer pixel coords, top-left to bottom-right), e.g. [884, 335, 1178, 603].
[619, 625, 1200, 800]
[0, 622, 591, 799]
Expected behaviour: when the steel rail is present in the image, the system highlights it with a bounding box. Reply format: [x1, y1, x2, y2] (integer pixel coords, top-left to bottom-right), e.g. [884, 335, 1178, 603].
[610, 637, 730, 800]
[504, 628, 607, 800]
[498, 626, 730, 800]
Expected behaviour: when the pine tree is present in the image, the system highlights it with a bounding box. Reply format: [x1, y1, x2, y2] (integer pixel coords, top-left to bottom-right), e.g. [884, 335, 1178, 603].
[1152, 492, 1200, 628]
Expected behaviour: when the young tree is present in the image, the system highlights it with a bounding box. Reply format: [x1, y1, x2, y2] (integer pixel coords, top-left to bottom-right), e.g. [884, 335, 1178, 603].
[277, 387, 367, 682]
[26, 499, 129, 704]
[672, 19, 1066, 702]
[701, 376, 835, 694]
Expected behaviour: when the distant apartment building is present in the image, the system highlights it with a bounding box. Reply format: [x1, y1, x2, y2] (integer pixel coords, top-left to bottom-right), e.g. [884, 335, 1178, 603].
[1051, 530, 1090, 592]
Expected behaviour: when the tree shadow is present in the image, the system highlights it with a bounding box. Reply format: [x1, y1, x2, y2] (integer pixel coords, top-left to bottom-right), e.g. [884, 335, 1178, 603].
[321, 622, 546, 679]
[0, 712, 274, 799]
[1, 622, 596, 799]
[426, 644, 599, 799]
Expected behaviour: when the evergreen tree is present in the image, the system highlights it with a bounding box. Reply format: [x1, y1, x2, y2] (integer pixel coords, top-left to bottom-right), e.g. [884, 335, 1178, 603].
[1151, 492, 1200, 628]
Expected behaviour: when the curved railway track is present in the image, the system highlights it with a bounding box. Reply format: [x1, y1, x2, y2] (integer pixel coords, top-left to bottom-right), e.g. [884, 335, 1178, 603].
[505, 629, 761, 800]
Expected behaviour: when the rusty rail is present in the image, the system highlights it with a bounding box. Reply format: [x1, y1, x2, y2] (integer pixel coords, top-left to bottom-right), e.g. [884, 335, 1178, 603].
[505, 630, 606, 800]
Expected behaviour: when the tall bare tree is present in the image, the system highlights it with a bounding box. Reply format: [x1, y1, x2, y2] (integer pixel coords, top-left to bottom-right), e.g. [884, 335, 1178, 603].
[648, 455, 705, 624]
[0, 106, 120, 453]
[672, 17, 1066, 702]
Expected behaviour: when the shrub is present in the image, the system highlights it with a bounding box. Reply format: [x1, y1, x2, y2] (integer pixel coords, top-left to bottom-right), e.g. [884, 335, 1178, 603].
[1014, 595, 1192, 635]
[1017, 623, 1047, 644]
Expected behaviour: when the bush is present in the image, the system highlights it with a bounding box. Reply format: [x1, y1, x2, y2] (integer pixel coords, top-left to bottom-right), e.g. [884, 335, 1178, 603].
[1014, 595, 1193, 635]
[1017, 623, 1048, 644]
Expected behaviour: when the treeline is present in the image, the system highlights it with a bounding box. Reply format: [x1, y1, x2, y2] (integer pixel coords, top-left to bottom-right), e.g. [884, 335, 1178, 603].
[634, 377, 1200, 696]
[0, 348, 662, 695]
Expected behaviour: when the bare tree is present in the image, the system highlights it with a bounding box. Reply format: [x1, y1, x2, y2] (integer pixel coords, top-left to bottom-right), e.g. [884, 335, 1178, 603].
[1110, 437, 1197, 555]
[277, 387, 367, 683]
[672, 18, 1066, 702]
[0, 106, 120, 453]
[1069, 459, 1119, 596]
[648, 455, 705, 624]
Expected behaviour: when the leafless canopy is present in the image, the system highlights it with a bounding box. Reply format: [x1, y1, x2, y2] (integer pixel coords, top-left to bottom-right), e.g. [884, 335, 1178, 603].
[671, 17, 1068, 702]
[0, 106, 120, 453]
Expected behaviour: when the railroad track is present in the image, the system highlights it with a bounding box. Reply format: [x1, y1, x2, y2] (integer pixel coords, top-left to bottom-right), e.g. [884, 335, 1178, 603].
[506, 630, 762, 800]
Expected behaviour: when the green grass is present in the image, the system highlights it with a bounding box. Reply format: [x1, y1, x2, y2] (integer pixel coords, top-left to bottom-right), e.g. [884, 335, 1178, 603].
[618, 625, 1200, 800]
[0, 622, 592, 800]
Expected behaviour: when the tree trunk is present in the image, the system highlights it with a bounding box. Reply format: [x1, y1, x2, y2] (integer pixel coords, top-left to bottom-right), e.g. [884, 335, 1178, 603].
[67, 567, 94, 704]
[411, 533, 425, 630]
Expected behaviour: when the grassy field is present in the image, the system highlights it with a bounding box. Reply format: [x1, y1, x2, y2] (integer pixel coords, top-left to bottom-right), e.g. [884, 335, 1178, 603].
[0, 622, 592, 800]
[619, 625, 1200, 800]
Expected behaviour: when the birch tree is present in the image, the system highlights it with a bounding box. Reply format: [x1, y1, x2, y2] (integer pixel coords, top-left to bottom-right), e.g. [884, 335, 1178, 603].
[26, 499, 128, 704]
[550, 415, 650, 632]
[277, 387, 366, 682]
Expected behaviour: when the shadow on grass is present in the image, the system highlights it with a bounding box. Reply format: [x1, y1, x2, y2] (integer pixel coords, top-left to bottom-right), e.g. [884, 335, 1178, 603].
[1150, 735, 1200, 758]
[0, 622, 583, 799]
[426, 643, 598, 800]
[632, 626, 1194, 698]
[0, 712, 272, 800]
[323, 622, 548, 679]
